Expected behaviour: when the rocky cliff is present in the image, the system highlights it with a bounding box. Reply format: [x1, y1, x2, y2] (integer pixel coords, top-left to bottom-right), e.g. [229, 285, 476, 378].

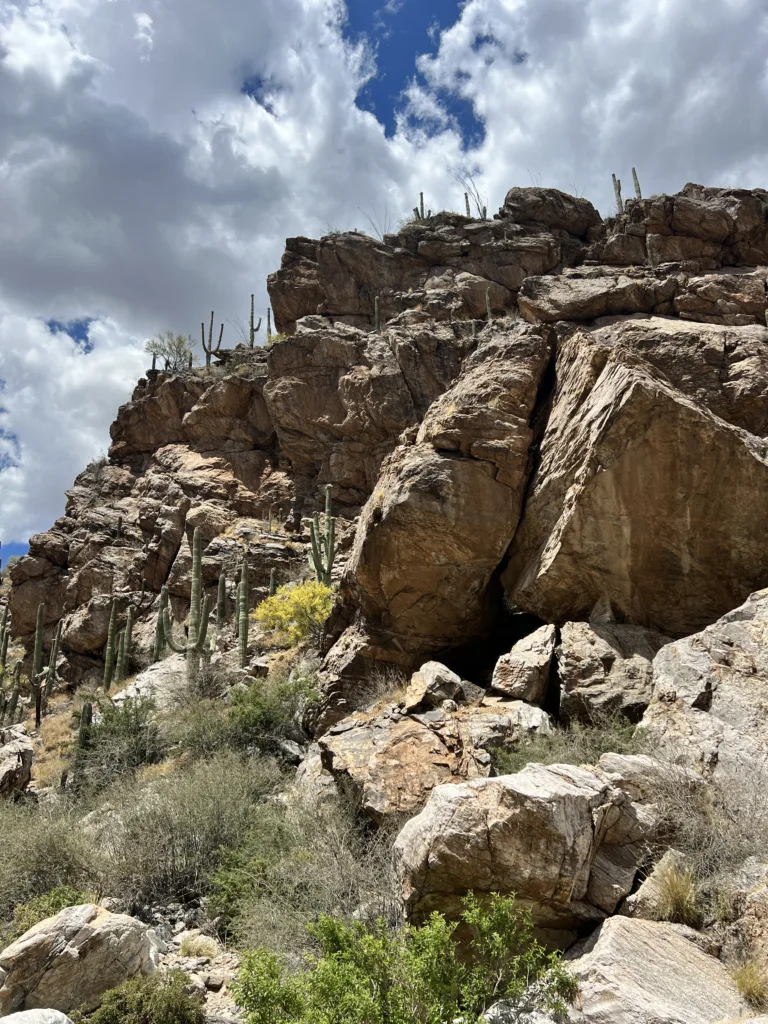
[10, 181, 768, 716]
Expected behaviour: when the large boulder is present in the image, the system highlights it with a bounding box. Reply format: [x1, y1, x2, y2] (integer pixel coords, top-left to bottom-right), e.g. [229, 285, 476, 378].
[0, 726, 33, 799]
[504, 328, 768, 637]
[491, 624, 557, 704]
[3, 1013, 75, 1024]
[565, 917, 747, 1023]
[319, 693, 551, 824]
[639, 589, 768, 779]
[0, 905, 163, 1015]
[394, 754, 659, 938]
[557, 621, 673, 723]
[333, 324, 552, 666]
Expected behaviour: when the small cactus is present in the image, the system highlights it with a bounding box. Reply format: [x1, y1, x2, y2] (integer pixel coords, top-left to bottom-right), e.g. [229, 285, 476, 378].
[309, 485, 336, 587]
[632, 167, 642, 200]
[78, 701, 93, 749]
[612, 173, 624, 214]
[202, 311, 224, 368]
[413, 192, 432, 223]
[269, 567, 277, 597]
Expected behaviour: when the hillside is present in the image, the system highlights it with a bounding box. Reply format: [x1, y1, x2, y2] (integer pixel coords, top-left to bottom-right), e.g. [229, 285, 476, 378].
[3, 182, 768, 1023]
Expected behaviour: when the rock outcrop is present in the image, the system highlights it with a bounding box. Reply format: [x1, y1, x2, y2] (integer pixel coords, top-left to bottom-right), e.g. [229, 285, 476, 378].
[0, 725, 33, 799]
[565, 916, 747, 1023]
[394, 754, 662, 940]
[0, 904, 163, 1015]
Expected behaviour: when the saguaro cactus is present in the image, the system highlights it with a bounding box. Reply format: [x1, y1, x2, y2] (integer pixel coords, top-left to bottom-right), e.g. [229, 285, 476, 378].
[309, 485, 336, 586]
[413, 192, 432, 223]
[267, 309, 272, 345]
[465, 192, 471, 217]
[0, 604, 10, 671]
[202, 311, 224, 368]
[486, 287, 493, 323]
[78, 702, 93, 749]
[216, 571, 227, 629]
[114, 629, 126, 686]
[269, 567, 277, 597]
[5, 664, 21, 724]
[161, 528, 211, 681]
[374, 295, 381, 334]
[249, 295, 263, 348]
[612, 173, 624, 214]
[104, 600, 117, 692]
[632, 167, 642, 200]
[153, 587, 169, 663]
[238, 561, 249, 669]
[44, 620, 62, 701]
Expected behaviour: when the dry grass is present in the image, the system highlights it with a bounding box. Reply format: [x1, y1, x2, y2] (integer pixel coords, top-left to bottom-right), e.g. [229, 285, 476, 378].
[180, 934, 221, 959]
[354, 664, 410, 712]
[731, 959, 768, 1009]
[654, 864, 701, 928]
[33, 704, 75, 787]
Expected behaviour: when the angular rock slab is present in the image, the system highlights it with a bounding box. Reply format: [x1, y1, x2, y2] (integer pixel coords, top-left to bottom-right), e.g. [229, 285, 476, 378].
[394, 756, 656, 932]
[491, 624, 556, 703]
[504, 330, 768, 637]
[320, 696, 551, 824]
[565, 917, 747, 1023]
[0, 904, 162, 1015]
[640, 589, 768, 780]
[557, 621, 672, 724]
[0, 726, 33, 799]
[339, 325, 552, 660]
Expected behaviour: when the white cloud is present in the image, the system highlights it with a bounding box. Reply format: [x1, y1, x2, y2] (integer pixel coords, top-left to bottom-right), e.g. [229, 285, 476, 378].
[0, 0, 767, 544]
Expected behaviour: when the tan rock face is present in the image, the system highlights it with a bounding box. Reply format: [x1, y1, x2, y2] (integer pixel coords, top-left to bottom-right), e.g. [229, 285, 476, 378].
[639, 589, 768, 780]
[394, 754, 658, 933]
[504, 329, 768, 636]
[565, 917, 747, 1024]
[491, 624, 556, 703]
[557, 621, 672, 724]
[0, 905, 162, 1015]
[0, 726, 33, 799]
[319, 689, 551, 823]
[333, 324, 552, 664]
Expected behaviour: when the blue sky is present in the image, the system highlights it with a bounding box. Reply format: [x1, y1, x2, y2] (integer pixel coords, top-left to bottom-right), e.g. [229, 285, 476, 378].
[1, 0, 767, 555]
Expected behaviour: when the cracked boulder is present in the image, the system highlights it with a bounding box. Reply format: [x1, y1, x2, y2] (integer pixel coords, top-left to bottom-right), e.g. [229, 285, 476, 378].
[0, 726, 33, 799]
[394, 753, 660, 939]
[504, 327, 768, 637]
[490, 624, 556, 704]
[0, 905, 163, 1015]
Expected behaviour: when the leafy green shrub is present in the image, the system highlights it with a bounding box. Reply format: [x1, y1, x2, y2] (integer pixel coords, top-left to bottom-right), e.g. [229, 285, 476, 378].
[97, 752, 283, 908]
[11, 885, 90, 940]
[492, 712, 646, 776]
[168, 699, 232, 759]
[78, 969, 205, 1024]
[209, 797, 400, 954]
[254, 581, 333, 647]
[231, 893, 577, 1024]
[227, 667, 319, 751]
[74, 698, 164, 795]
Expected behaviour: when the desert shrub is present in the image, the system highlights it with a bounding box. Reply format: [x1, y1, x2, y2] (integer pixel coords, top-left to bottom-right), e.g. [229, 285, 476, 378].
[209, 796, 400, 956]
[78, 969, 205, 1024]
[0, 803, 97, 939]
[226, 666, 320, 752]
[11, 884, 91, 940]
[145, 332, 196, 371]
[167, 699, 232, 759]
[654, 864, 701, 928]
[231, 893, 577, 1024]
[74, 698, 164, 796]
[492, 711, 645, 776]
[254, 581, 333, 647]
[98, 752, 283, 909]
[731, 958, 768, 1009]
[180, 933, 221, 958]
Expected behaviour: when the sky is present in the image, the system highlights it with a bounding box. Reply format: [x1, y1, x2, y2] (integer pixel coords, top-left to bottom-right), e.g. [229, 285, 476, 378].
[1, 0, 768, 561]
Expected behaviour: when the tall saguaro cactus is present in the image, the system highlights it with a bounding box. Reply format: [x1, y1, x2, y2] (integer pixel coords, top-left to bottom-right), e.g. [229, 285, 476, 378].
[632, 167, 642, 200]
[309, 485, 337, 586]
[0, 604, 10, 672]
[153, 587, 169, 663]
[612, 173, 624, 214]
[44, 620, 62, 701]
[161, 528, 211, 681]
[104, 600, 117, 692]
[249, 295, 262, 348]
[238, 560, 249, 669]
[202, 311, 224, 368]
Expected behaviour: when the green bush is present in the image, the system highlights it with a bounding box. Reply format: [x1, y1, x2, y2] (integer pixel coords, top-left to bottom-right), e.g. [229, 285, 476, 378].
[11, 885, 91, 940]
[74, 698, 164, 795]
[78, 969, 205, 1024]
[97, 752, 283, 908]
[209, 797, 400, 954]
[492, 711, 646, 776]
[231, 893, 577, 1024]
[227, 669, 319, 751]
[254, 581, 333, 647]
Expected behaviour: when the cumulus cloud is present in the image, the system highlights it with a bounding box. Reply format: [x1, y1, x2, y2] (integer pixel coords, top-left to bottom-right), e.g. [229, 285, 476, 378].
[0, 0, 766, 544]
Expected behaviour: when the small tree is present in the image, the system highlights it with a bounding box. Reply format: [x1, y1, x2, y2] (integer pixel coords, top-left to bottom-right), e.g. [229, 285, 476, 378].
[145, 331, 195, 371]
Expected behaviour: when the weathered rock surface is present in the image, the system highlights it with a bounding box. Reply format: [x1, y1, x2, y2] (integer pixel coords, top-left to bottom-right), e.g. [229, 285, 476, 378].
[403, 661, 464, 712]
[0, 904, 163, 1015]
[620, 849, 690, 920]
[394, 754, 660, 935]
[3, 1012, 75, 1024]
[491, 624, 556, 703]
[0, 725, 33, 799]
[557, 622, 673, 723]
[639, 589, 768, 779]
[327, 323, 552, 678]
[319, 688, 551, 823]
[565, 917, 747, 1023]
[504, 327, 768, 637]
[111, 654, 187, 710]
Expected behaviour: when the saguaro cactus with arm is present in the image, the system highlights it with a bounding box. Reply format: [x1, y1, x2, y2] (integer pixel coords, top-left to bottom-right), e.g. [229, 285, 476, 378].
[309, 485, 337, 586]
[202, 311, 224, 367]
[161, 528, 211, 682]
